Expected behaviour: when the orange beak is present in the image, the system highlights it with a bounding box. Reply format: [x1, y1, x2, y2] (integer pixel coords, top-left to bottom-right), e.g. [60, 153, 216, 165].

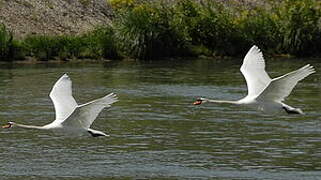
[193, 100, 203, 105]
[2, 124, 12, 128]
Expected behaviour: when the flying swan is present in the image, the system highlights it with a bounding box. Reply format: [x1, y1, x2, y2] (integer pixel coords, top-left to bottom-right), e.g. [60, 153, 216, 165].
[2, 74, 118, 137]
[193, 45, 315, 114]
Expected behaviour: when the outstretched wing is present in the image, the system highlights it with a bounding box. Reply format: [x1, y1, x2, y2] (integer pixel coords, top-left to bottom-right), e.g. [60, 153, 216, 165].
[61, 93, 118, 129]
[50, 74, 78, 124]
[257, 64, 315, 102]
[240, 45, 271, 97]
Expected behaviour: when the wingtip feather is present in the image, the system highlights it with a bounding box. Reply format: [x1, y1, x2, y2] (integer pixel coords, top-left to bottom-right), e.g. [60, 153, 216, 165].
[61, 73, 69, 78]
[103, 92, 119, 104]
[301, 64, 315, 75]
[241, 45, 265, 70]
[248, 45, 260, 54]
[58, 73, 71, 82]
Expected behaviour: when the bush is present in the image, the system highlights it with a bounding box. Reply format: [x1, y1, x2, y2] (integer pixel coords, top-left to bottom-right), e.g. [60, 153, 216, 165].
[24, 35, 60, 60]
[114, 1, 191, 59]
[182, 0, 243, 56]
[237, 6, 282, 54]
[84, 26, 121, 59]
[276, 0, 321, 56]
[22, 27, 120, 60]
[56, 35, 86, 59]
[0, 24, 13, 60]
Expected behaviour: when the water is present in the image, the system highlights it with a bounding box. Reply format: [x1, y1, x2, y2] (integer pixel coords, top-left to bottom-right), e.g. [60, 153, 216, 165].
[0, 58, 321, 179]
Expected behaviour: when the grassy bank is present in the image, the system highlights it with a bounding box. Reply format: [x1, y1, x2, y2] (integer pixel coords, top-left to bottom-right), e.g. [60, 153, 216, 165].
[1, 0, 321, 61]
[0, 25, 120, 61]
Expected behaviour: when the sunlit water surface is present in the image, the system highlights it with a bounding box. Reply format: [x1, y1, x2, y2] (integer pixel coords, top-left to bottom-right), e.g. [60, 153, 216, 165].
[0, 58, 321, 179]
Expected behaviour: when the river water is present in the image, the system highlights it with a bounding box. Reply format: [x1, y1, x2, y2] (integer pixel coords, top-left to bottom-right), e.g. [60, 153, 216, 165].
[0, 58, 320, 179]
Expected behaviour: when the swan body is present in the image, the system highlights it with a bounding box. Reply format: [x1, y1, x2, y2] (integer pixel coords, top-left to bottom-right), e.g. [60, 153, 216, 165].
[3, 74, 118, 137]
[194, 45, 315, 114]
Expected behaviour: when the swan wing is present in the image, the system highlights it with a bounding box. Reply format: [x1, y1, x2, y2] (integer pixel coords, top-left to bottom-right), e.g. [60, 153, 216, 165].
[240, 45, 271, 97]
[49, 74, 78, 124]
[61, 93, 118, 129]
[257, 64, 315, 102]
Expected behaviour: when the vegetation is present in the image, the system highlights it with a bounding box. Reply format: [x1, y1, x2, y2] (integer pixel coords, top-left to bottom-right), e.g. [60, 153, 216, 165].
[277, 0, 321, 56]
[0, 0, 320, 61]
[0, 24, 14, 60]
[23, 26, 120, 61]
[114, 1, 192, 59]
[2, 25, 119, 61]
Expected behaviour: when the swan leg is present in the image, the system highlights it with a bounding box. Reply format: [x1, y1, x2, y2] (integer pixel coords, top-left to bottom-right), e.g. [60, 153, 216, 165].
[282, 103, 304, 115]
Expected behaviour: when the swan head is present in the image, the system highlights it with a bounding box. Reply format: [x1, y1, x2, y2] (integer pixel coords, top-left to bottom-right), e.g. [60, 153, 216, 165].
[2, 122, 15, 129]
[193, 98, 208, 105]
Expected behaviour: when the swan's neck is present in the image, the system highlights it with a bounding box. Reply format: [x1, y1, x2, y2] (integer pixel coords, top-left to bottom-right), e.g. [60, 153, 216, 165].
[14, 123, 47, 130]
[205, 99, 239, 105]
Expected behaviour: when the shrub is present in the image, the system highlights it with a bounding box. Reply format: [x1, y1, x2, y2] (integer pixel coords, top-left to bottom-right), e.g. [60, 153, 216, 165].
[0, 24, 13, 60]
[174, 0, 245, 56]
[22, 27, 120, 60]
[108, 0, 135, 10]
[115, 1, 191, 59]
[56, 35, 86, 59]
[276, 0, 321, 56]
[84, 26, 120, 59]
[24, 35, 61, 60]
[237, 6, 282, 54]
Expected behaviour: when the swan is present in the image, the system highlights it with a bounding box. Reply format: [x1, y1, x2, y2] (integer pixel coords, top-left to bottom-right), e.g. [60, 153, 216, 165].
[193, 45, 315, 114]
[2, 74, 118, 137]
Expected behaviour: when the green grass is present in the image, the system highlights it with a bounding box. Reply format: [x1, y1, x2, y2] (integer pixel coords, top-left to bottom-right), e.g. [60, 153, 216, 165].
[21, 25, 120, 61]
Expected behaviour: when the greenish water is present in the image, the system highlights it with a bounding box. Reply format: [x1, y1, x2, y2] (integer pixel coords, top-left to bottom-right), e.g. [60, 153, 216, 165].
[0, 58, 320, 179]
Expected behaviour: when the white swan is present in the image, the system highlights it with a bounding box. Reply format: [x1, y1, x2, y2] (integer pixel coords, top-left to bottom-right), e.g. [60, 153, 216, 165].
[2, 74, 118, 137]
[193, 45, 315, 114]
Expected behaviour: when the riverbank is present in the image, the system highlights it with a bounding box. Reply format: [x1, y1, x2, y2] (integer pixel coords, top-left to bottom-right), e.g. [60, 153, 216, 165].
[0, 0, 320, 61]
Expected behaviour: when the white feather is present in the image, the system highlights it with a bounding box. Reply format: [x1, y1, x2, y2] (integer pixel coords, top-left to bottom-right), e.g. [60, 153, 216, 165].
[257, 64, 315, 102]
[240, 45, 271, 98]
[62, 93, 118, 129]
[49, 74, 78, 123]
[5, 74, 118, 137]
[196, 45, 315, 114]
